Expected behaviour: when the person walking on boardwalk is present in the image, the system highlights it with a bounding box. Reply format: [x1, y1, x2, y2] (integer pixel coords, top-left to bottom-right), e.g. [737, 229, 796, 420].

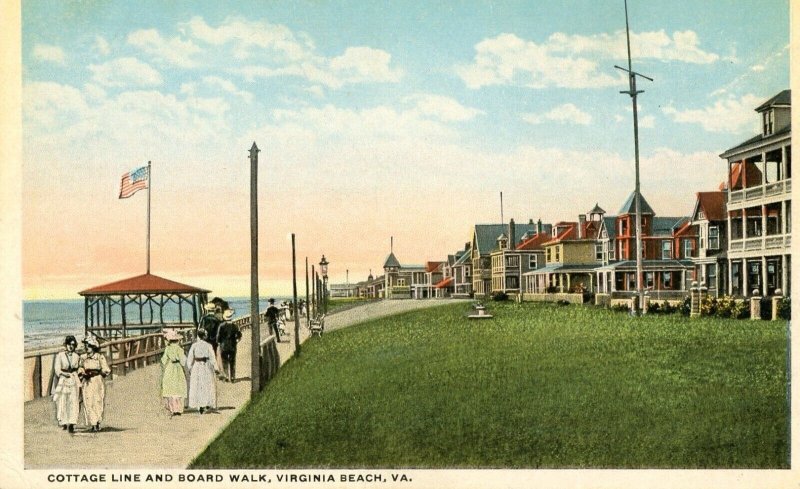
[216, 309, 242, 383]
[160, 329, 187, 416]
[198, 302, 221, 351]
[79, 334, 111, 432]
[51, 335, 81, 433]
[265, 298, 283, 342]
[186, 328, 218, 414]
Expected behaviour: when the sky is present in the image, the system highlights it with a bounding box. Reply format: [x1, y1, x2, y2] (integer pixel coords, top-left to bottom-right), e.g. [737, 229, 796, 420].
[20, 0, 790, 299]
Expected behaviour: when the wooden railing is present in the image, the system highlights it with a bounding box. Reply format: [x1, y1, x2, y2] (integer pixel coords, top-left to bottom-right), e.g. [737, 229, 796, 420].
[24, 326, 196, 402]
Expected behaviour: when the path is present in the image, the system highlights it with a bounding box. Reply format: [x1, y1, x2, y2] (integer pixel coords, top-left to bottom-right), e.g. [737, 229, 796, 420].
[24, 299, 463, 468]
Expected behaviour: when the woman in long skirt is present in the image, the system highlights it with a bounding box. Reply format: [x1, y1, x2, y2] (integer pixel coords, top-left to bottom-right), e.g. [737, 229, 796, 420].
[51, 336, 81, 433]
[79, 335, 110, 432]
[160, 329, 187, 416]
[186, 328, 218, 414]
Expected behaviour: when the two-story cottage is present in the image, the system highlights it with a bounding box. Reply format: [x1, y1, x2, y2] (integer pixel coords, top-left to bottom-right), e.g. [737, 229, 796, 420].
[596, 192, 695, 298]
[383, 250, 426, 300]
[690, 191, 728, 296]
[525, 218, 602, 294]
[451, 245, 473, 297]
[470, 220, 540, 298]
[489, 219, 551, 296]
[719, 89, 791, 297]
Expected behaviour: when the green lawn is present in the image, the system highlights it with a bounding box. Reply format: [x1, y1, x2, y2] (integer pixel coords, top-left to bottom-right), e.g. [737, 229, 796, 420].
[191, 301, 789, 469]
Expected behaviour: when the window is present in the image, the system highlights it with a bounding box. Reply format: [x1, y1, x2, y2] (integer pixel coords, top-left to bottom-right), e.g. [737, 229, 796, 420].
[555, 246, 561, 262]
[708, 226, 719, 250]
[506, 255, 519, 268]
[645, 272, 654, 288]
[662, 272, 672, 289]
[619, 219, 628, 235]
[699, 226, 705, 249]
[398, 278, 406, 286]
[683, 239, 694, 258]
[763, 110, 774, 136]
[528, 255, 538, 269]
[595, 244, 603, 261]
[661, 240, 673, 259]
[707, 264, 717, 288]
[507, 276, 519, 289]
[465, 266, 471, 277]
[546, 248, 552, 263]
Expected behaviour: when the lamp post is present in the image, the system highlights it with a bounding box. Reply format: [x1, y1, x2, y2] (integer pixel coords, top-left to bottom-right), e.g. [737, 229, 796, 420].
[319, 255, 329, 315]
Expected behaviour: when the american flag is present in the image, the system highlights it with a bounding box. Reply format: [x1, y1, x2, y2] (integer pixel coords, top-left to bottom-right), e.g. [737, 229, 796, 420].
[119, 166, 149, 199]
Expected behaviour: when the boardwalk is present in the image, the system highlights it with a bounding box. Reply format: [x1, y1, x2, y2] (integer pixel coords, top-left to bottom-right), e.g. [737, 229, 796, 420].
[24, 299, 460, 468]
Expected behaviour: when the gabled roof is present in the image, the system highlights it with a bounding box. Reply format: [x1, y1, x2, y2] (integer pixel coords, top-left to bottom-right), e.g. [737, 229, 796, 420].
[425, 261, 445, 273]
[755, 89, 791, 112]
[516, 232, 552, 251]
[618, 191, 655, 215]
[80, 273, 210, 295]
[453, 250, 472, 267]
[473, 223, 537, 255]
[694, 191, 726, 221]
[383, 252, 401, 268]
[602, 216, 617, 240]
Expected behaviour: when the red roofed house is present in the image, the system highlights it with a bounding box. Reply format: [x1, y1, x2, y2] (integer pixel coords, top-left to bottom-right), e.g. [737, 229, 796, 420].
[489, 219, 550, 297]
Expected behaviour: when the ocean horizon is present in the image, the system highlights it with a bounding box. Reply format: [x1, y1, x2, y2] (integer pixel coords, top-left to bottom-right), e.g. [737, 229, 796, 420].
[23, 296, 296, 351]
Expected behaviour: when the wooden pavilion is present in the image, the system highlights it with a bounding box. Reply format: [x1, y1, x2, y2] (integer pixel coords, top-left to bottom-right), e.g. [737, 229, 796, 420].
[79, 273, 211, 339]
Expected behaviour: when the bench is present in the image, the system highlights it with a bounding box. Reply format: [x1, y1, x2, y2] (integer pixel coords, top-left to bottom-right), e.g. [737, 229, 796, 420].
[309, 315, 325, 337]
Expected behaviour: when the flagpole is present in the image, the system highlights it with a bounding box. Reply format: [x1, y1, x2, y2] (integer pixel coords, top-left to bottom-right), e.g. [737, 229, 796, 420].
[147, 160, 151, 275]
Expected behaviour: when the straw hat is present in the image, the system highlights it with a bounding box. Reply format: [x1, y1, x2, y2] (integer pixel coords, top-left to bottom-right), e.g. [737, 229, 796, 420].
[83, 334, 100, 349]
[222, 308, 235, 320]
[203, 302, 217, 312]
[163, 329, 182, 341]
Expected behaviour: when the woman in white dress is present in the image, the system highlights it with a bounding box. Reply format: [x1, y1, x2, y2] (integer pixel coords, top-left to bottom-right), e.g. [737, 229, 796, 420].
[79, 335, 111, 432]
[51, 335, 81, 433]
[186, 328, 218, 414]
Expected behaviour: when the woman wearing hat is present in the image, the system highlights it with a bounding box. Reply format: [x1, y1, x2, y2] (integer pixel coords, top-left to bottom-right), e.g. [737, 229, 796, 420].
[186, 328, 218, 414]
[51, 335, 81, 433]
[160, 329, 187, 416]
[79, 334, 111, 432]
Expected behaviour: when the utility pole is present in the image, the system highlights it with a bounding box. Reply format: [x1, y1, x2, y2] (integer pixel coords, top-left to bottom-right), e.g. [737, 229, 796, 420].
[291, 234, 301, 357]
[615, 0, 652, 315]
[249, 142, 262, 397]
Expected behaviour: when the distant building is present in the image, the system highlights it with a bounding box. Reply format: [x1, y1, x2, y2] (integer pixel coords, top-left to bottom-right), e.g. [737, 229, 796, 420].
[470, 220, 544, 298]
[690, 191, 728, 297]
[329, 282, 357, 298]
[490, 219, 550, 296]
[719, 89, 791, 297]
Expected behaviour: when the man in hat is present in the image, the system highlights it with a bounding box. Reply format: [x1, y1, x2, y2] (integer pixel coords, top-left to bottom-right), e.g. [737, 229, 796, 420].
[216, 309, 242, 382]
[52, 336, 81, 433]
[265, 298, 282, 342]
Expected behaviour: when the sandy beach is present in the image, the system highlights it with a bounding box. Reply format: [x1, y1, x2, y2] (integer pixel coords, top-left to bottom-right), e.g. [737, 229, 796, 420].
[24, 299, 462, 469]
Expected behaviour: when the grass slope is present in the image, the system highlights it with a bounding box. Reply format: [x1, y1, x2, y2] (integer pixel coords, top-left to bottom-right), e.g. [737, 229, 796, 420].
[191, 302, 789, 469]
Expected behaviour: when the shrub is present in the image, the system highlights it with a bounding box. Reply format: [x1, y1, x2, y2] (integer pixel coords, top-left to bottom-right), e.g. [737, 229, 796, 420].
[778, 297, 791, 320]
[491, 291, 509, 302]
[611, 303, 630, 313]
[700, 296, 717, 316]
[648, 301, 661, 314]
[661, 300, 678, 315]
[556, 299, 571, 306]
[731, 299, 749, 320]
[715, 295, 734, 318]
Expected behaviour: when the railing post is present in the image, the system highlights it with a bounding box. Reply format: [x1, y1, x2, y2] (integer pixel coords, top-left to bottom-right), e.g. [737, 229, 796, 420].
[750, 289, 761, 320]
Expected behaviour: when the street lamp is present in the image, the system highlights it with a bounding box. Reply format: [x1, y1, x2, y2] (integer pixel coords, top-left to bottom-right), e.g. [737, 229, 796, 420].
[319, 255, 329, 315]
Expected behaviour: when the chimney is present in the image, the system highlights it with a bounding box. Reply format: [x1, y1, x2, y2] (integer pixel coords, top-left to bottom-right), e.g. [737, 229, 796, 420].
[578, 214, 586, 239]
[509, 219, 516, 249]
[537, 219, 543, 235]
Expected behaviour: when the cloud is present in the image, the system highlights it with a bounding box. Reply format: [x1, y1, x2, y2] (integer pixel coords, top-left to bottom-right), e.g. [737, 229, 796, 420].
[751, 64, 766, 72]
[94, 36, 110, 56]
[201, 76, 253, 103]
[32, 44, 65, 64]
[458, 29, 720, 89]
[184, 16, 401, 89]
[88, 57, 163, 88]
[662, 94, 762, 133]
[182, 16, 313, 62]
[128, 29, 202, 68]
[405, 94, 483, 122]
[522, 103, 592, 125]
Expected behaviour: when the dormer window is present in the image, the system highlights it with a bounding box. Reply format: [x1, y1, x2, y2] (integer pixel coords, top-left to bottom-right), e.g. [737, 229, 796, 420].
[763, 110, 774, 136]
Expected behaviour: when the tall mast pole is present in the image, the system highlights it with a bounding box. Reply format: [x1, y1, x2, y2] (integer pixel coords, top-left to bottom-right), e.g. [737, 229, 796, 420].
[249, 142, 261, 397]
[615, 0, 652, 315]
[147, 161, 151, 274]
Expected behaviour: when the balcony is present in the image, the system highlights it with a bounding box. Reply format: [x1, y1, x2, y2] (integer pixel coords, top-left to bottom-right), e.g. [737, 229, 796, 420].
[729, 234, 791, 255]
[728, 178, 791, 207]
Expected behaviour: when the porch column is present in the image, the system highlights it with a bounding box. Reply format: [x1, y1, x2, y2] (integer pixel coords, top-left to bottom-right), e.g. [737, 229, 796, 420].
[761, 204, 767, 244]
[782, 254, 788, 295]
[762, 256, 768, 296]
[761, 151, 767, 184]
[781, 145, 787, 181]
[742, 259, 749, 296]
[566, 274, 571, 292]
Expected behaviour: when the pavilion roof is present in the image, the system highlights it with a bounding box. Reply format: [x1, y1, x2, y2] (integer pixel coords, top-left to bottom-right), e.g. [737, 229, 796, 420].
[79, 273, 210, 296]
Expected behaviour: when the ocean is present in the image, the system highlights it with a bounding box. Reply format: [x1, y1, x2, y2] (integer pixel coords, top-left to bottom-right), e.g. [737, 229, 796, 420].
[23, 297, 294, 351]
